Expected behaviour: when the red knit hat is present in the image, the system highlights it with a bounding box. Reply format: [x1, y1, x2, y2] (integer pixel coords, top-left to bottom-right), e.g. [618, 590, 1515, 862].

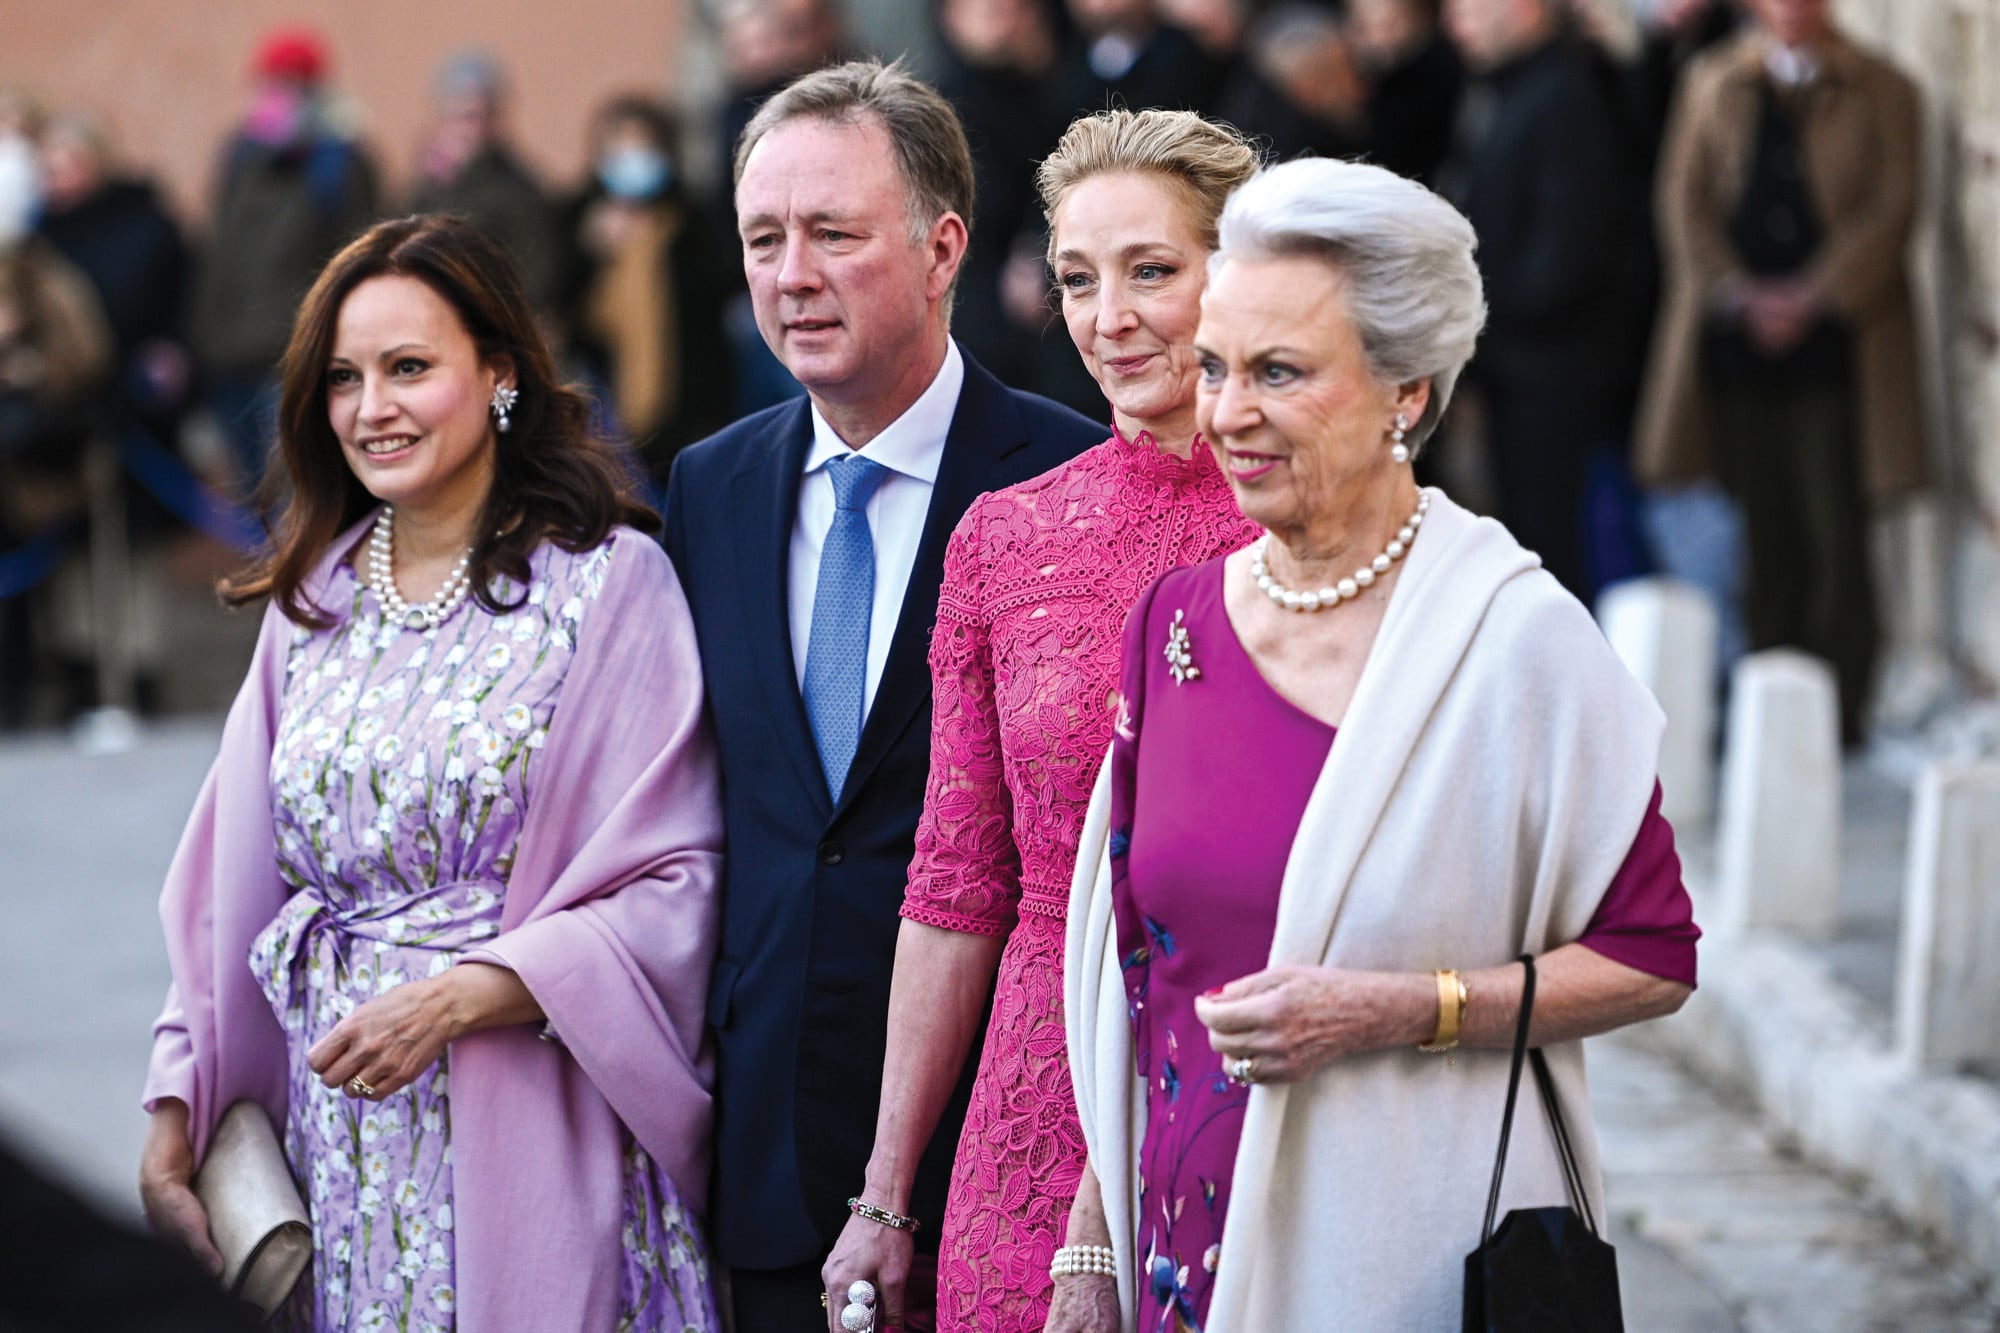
[252, 26, 329, 84]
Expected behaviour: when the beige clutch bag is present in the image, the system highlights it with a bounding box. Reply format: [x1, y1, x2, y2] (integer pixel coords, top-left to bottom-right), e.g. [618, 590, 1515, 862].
[192, 1100, 313, 1317]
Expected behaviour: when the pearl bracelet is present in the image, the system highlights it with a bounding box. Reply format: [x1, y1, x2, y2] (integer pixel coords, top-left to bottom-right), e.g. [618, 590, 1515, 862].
[1050, 1244, 1118, 1278]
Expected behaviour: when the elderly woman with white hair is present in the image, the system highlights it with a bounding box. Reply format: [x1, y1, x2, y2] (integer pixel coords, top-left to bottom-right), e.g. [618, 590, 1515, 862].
[1054, 157, 1700, 1332]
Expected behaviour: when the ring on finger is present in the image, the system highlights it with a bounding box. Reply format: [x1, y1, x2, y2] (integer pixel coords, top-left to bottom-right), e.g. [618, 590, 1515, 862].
[348, 1076, 376, 1098]
[1227, 1055, 1257, 1086]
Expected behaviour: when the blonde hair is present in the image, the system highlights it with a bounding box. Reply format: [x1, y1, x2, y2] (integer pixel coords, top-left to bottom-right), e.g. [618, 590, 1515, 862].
[1036, 108, 1262, 260]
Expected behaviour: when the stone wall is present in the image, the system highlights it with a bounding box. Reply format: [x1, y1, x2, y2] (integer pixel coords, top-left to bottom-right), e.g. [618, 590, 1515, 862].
[1836, 0, 2000, 701]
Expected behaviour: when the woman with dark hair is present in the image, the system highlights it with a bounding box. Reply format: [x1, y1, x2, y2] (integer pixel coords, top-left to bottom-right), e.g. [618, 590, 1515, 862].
[137, 214, 723, 1331]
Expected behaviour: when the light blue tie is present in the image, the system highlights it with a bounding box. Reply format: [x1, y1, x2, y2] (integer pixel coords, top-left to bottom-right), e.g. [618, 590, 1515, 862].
[804, 454, 889, 797]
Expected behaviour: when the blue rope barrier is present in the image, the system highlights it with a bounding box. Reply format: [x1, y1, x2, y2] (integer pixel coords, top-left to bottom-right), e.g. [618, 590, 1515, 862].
[117, 430, 265, 554]
[0, 525, 71, 600]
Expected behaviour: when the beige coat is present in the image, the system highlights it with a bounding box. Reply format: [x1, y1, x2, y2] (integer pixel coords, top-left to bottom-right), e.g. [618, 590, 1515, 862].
[1635, 28, 1928, 500]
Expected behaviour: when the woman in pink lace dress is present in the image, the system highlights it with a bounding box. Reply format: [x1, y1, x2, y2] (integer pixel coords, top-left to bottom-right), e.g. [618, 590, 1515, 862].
[821, 111, 1260, 1333]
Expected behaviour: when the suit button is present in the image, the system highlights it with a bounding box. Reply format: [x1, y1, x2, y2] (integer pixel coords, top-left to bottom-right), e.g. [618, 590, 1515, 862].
[819, 840, 845, 866]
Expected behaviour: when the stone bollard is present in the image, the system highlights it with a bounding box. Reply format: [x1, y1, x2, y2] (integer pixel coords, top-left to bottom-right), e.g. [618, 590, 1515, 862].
[1714, 649, 1842, 936]
[1895, 762, 2000, 1071]
[1597, 577, 1720, 828]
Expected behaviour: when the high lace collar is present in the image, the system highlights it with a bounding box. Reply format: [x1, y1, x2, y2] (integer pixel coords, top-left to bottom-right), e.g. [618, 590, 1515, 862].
[1110, 420, 1225, 488]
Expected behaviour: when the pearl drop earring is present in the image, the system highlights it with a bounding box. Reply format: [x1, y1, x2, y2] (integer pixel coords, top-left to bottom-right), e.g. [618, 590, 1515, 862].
[1390, 413, 1411, 465]
[490, 384, 520, 434]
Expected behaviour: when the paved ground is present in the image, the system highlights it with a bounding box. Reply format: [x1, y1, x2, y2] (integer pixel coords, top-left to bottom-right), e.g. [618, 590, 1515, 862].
[3, 718, 1996, 1328]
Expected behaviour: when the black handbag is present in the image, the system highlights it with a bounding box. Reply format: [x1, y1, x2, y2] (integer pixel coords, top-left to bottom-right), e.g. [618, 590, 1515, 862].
[1462, 954, 1624, 1332]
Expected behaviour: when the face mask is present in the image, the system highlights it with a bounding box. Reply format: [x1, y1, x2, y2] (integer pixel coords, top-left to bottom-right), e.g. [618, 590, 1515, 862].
[598, 145, 673, 201]
[0, 135, 40, 245]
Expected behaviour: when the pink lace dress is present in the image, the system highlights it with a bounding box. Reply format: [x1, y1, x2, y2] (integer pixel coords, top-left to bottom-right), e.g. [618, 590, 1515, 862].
[900, 426, 1256, 1332]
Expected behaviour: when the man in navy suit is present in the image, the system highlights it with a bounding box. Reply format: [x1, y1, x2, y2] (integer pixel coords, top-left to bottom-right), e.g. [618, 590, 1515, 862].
[662, 60, 1101, 1330]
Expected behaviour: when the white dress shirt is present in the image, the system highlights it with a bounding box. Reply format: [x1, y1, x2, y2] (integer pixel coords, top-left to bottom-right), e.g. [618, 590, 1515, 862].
[788, 339, 965, 717]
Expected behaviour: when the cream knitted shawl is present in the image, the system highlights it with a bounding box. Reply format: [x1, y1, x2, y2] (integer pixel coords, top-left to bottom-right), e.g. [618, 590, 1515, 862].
[1065, 489, 1663, 1331]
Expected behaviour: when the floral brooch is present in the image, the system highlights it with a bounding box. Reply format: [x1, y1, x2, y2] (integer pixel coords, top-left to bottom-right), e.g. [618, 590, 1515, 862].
[1164, 609, 1200, 686]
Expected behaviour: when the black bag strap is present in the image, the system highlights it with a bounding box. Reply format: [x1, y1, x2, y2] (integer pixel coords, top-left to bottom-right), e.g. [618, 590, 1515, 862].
[1479, 954, 1600, 1244]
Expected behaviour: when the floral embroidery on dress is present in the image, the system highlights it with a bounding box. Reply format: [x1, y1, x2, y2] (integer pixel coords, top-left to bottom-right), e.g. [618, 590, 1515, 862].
[901, 429, 1256, 1332]
[249, 531, 716, 1332]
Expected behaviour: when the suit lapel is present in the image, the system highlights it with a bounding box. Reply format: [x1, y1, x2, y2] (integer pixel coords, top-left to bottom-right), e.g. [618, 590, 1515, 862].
[834, 357, 1029, 816]
[729, 399, 833, 816]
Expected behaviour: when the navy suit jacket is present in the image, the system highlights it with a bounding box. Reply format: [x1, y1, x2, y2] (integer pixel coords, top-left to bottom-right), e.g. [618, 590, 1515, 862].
[663, 351, 1102, 1271]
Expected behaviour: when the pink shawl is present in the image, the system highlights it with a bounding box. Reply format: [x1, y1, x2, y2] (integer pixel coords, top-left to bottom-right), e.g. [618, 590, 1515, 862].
[143, 521, 722, 1332]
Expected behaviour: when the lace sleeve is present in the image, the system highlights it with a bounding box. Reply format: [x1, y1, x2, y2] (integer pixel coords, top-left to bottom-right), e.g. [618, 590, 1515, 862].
[902, 511, 1024, 936]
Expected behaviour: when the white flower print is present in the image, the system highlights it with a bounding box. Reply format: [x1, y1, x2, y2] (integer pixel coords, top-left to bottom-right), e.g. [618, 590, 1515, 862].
[444, 644, 468, 668]
[397, 1246, 425, 1280]
[427, 953, 453, 978]
[560, 595, 584, 623]
[340, 744, 365, 774]
[332, 678, 360, 708]
[502, 702, 533, 734]
[347, 631, 374, 661]
[528, 579, 547, 606]
[298, 792, 327, 826]
[355, 715, 382, 744]
[432, 1286, 457, 1314]
[512, 615, 537, 642]
[475, 765, 504, 797]
[528, 727, 548, 750]
[376, 733, 404, 766]
[395, 1179, 422, 1210]
[376, 968, 407, 993]
[428, 696, 454, 721]
[451, 698, 478, 727]
[357, 1183, 384, 1217]
[483, 642, 513, 673]
[428, 1241, 451, 1273]
[423, 673, 447, 696]
[436, 1203, 454, 1232]
[474, 730, 506, 764]
[359, 685, 385, 712]
[358, 1301, 391, 1331]
[313, 728, 338, 754]
[444, 755, 467, 785]
[422, 1101, 445, 1132]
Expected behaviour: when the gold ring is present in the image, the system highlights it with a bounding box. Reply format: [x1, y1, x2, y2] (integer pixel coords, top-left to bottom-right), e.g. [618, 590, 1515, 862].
[349, 1077, 376, 1098]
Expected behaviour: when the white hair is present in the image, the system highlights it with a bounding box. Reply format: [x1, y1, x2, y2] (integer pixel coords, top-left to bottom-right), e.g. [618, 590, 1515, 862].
[1211, 157, 1487, 452]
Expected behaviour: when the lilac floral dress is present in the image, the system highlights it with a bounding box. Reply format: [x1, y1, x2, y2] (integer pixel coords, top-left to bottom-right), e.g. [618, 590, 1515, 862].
[247, 531, 718, 1333]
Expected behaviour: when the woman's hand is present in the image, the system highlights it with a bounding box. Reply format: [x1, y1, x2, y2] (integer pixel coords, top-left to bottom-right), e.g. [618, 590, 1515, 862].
[822, 1214, 914, 1332]
[307, 962, 540, 1100]
[1194, 964, 1431, 1083]
[139, 1098, 223, 1276]
[1045, 1274, 1121, 1332]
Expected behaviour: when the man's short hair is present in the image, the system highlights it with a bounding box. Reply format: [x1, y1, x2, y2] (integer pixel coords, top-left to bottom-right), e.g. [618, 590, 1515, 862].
[733, 58, 976, 244]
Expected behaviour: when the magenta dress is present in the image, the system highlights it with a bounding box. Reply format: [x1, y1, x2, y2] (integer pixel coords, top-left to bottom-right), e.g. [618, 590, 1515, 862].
[899, 428, 1256, 1332]
[1109, 559, 1699, 1332]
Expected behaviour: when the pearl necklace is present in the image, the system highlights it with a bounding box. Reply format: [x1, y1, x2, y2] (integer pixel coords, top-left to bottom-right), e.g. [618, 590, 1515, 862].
[1250, 492, 1430, 612]
[367, 508, 475, 632]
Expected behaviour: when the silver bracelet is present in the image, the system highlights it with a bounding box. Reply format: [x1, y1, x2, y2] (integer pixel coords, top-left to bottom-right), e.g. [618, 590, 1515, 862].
[1050, 1243, 1118, 1278]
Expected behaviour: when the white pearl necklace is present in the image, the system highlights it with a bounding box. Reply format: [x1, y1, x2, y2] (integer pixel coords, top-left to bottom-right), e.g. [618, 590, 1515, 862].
[1251, 492, 1430, 613]
[367, 508, 475, 632]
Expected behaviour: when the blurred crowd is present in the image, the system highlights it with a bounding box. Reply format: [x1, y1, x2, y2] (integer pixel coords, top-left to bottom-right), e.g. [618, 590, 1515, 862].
[0, 0, 1923, 741]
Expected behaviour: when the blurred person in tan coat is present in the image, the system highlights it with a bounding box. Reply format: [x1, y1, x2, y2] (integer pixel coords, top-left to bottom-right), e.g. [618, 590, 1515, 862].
[1635, 0, 1924, 740]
